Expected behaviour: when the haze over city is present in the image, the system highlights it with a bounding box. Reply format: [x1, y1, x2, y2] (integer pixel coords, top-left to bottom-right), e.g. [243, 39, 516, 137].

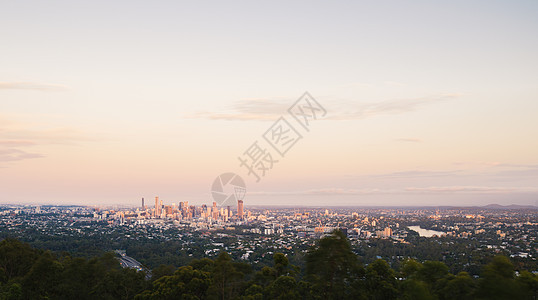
[1, 1, 537, 206]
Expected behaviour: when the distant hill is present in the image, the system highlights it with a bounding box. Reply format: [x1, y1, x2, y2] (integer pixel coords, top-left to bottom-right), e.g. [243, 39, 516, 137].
[483, 204, 538, 210]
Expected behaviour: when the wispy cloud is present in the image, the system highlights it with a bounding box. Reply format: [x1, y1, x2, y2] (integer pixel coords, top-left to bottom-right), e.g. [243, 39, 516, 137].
[384, 81, 407, 87]
[451, 162, 538, 178]
[0, 81, 68, 91]
[453, 161, 503, 167]
[371, 170, 463, 179]
[0, 140, 37, 147]
[249, 185, 538, 198]
[0, 115, 93, 165]
[494, 165, 538, 178]
[395, 138, 422, 143]
[405, 186, 538, 194]
[189, 93, 462, 121]
[0, 149, 43, 162]
[189, 98, 288, 121]
[339, 82, 373, 89]
[249, 188, 383, 196]
[328, 93, 462, 121]
[1, 128, 90, 145]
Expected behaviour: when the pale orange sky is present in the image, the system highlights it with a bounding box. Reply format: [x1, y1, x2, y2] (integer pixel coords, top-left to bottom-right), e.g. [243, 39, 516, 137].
[1, 1, 538, 206]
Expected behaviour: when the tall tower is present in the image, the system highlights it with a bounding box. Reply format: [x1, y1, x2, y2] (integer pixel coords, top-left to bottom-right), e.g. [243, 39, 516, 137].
[142, 197, 145, 209]
[237, 200, 244, 220]
[155, 196, 160, 217]
[212, 202, 218, 219]
[206, 205, 211, 219]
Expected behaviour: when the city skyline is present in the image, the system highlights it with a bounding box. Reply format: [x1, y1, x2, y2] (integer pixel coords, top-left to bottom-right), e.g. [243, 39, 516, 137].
[1, 1, 538, 206]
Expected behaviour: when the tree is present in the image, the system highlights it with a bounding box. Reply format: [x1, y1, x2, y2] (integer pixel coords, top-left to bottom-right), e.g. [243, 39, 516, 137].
[189, 258, 214, 273]
[365, 259, 398, 300]
[242, 284, 263, 300]
[92, 268, 147, 300]
[416, 261, 449, 289]
[253, 253, 298, 288]
[306, 230, 365, 299]
[207, 252, 249, 300]
[21, 252, 63, 299]
[399, 279, 434, 300]
[0, 282, 22, 300]
[151, 264, 176, 282]
[0, 238, 39, 282]
[399, 259, 422, 279]
[273, 253, 298, 278]
[56, 256, 99, 299]
[253, 266, 277, 288]
[516, 270, 538, 300]
[475, 256, 524, 299]
[439, 272, 476, 300]
[265, 276, 299, 299]
[136, 266, 211, 300]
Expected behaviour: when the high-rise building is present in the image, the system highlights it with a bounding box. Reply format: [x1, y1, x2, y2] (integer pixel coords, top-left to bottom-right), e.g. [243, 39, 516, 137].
[206, 205, 211, 219]
[142, 197, 145, 209]
[237, 200, 244, 220]
[189, 205, 195, 218]
[155, 196, 160, 217]
[212, 202, 218, 219]
[165, 205, 173, 215]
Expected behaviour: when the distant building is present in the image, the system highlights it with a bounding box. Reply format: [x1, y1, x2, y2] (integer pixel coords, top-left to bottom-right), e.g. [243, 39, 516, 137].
[376, 227, 392, 238]
[212, 202, 218, 220]
[237, 200, 244, 219]
[153, 197, 158, 217]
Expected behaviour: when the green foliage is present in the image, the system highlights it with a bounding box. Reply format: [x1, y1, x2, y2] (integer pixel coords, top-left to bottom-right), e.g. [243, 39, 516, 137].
[151, 264, 176, 282]
[273, 253, 297, 277]
[92, 268, 148, 300]
[399, 279, 435, 300]
[306, 230, 365, 299]
[438, 272, 475, 300]
[241, 284, 263, 300]
[365, 259, 398, 300]
[206, 252, 250, 300]
[1, 236, 537, 299]
[22, 252, 63, 299]
[0, 239, 147, 300]
[265, 276, 299, 299]
[475, 255, 525, 299]
[0, 282, 22, 300]
[0, 238, 39, 282]
[517, 270, 538, 300]
[136, 266, 211, 300]
[416, 260, 449, 288]
[399, 258, 422, 279]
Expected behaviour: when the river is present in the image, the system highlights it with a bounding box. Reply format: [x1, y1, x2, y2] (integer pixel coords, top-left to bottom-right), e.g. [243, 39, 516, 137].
[407, 226, 446, 237]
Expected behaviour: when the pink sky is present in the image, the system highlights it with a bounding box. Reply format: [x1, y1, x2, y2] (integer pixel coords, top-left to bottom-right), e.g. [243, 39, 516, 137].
[1, 1, 537, 206]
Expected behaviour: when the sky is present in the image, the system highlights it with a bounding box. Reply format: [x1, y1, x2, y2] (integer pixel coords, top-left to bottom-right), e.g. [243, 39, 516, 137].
[1, 1, 537, 207]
